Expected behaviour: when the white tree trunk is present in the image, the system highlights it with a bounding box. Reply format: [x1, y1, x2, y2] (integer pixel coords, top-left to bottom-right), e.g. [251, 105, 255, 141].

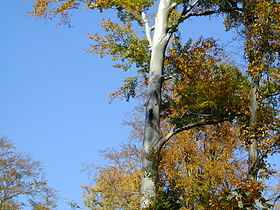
[140, 0, 173, 208]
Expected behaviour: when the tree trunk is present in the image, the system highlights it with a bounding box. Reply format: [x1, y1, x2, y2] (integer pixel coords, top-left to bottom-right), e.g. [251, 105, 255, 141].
[243, 1, 259, 182]
[248, 79, 259, 181]
[140, 0, 172, 208]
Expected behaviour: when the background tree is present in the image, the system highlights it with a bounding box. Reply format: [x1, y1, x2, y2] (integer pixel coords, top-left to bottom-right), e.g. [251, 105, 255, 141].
[82, 143, 142, 209]
[0, 137, 58, 210]
[223, 0, 280, 182]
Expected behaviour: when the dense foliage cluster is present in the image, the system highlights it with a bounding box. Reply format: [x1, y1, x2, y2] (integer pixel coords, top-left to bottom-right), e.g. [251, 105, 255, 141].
[0, 137, 57, 209]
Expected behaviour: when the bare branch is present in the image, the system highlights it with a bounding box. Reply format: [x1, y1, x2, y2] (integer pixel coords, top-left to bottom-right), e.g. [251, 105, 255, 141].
[183, 10, 219, 19]
[167, 0, 243, 33]
[184, 0, 199, 14]
[168, 2, 178, 10]
[162, 73, 177, 81]
[167, 0, 199, 33]
[141, 12, 153, 48]
[184, 6, 243, 20]
[156, 118, 231, 150]
[262, 92, 280, 98]
[186, 111, 217, 117]
[185, 111, 242, 118]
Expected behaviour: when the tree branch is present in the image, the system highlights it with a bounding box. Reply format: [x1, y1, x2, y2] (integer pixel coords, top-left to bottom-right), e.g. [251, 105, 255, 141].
[141, 12, 153, 48]
[184, 0, 199, 15]
[183, 10, 219, 19]
[186, 111, 218, 117]
[167, 0, 199, 33]
[168, 2, 178, 11]
[168, 2, 243, 33]
[156, 118, 232, 150]
[262, 92, 280, 98]
[187, 111, 242, 118]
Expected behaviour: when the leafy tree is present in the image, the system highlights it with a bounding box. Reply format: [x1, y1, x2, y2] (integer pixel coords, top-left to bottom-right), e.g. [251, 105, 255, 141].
[82, 33, 278, 208]
[82, 123, 251, 209]
[223, 0, 280, 183]
[82, 143, 142, 209]
[31, 0, 242, 207]
[30, 0, 279, 208]
[244, 0, 280, 183]
[81, 38, 254, 209]
[0, 137, 58, 209]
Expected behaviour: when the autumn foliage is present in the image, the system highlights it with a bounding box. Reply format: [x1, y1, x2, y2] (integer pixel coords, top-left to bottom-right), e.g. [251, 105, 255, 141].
[0, 137, 57, 209]
[30, 0, 279, 208]
[80, 36, 277, 208]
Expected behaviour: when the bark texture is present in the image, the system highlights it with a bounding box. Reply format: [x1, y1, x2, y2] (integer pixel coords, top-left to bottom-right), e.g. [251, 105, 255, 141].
[248, 80, 259, 181]
[243, 1, 259, 181]
[140, 0, 173, 208]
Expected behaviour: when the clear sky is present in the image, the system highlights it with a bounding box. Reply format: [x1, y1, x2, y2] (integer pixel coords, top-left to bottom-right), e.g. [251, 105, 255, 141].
[0, 1, 238, 209]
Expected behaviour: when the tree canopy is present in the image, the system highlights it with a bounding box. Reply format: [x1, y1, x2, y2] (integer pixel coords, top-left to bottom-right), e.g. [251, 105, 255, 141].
[30, 0, 279, 208]
[0, 137, 58, 209]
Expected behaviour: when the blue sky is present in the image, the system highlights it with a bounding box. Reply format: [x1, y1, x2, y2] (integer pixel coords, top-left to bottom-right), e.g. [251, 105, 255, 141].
[0, 1, 239, 209]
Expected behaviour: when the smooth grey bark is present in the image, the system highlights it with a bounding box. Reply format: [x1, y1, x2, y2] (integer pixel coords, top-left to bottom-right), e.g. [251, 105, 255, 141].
[140, 0, 173, 208]
[243, 1, 259, 182]
[139, 0, 236, 207]
[139, 1, 232, 207]
[248, 80, 259, 181]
